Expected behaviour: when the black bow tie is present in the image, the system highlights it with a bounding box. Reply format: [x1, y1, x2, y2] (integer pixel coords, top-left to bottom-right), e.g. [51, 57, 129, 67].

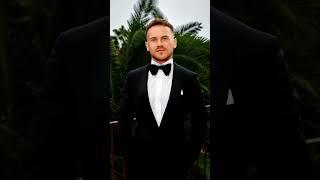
[149, 63, 171, 76]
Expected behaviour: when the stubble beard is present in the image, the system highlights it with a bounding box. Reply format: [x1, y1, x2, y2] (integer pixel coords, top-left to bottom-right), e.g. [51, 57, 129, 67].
[152, 53, 173, 64]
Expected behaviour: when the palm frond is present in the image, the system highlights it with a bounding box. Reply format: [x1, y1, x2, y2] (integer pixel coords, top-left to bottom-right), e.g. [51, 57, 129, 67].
[110, 36, 119, 49]
[174, 22, 203, 36]
[151, 6, 166, 19]
[130, 29, 146, 49]
[173, 54, 204, 70]
[131, 0, 148, 21]
[112, 25, 129, 47]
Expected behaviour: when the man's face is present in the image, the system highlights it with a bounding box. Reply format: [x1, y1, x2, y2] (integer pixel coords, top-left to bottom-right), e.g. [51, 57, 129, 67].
[145, 25, 177, 63]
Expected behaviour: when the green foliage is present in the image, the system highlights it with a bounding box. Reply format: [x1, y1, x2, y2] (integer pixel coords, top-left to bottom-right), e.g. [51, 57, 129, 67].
[175, 22, 203, 36]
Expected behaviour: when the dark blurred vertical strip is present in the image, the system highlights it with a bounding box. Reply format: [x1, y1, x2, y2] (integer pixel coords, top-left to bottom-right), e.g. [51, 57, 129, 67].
[0, 1, 9, 119]
[0, 1, 11, 179]
[211, 1, 320, 179]
[1, 0, 110, 179]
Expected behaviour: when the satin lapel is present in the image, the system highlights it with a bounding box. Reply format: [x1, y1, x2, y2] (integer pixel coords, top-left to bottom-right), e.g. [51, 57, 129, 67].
[160, 63, 181, 127]
[141, 65, 159, 128]
[212, 7, 233, 107]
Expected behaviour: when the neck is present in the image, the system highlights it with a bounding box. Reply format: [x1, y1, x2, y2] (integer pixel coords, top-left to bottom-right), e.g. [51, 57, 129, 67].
[154, 60, 167, 64]
[152, 56, 173, 64]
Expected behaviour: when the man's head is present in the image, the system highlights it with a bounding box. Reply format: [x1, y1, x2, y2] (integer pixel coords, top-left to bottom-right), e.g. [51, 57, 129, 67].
[145, 18, 177, 64]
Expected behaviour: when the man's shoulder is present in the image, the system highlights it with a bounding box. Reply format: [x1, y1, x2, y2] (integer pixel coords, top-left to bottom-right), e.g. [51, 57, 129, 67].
[127, 64, 149, 76]
[211, 6, 278, 47]
[64, 16, 107, 34]
[59, 16, 108, 43]
[175, 63, 197, 77]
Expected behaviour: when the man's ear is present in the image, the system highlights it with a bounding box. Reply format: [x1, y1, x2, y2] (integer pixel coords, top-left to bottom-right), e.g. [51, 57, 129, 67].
[145, 41, 149, 51]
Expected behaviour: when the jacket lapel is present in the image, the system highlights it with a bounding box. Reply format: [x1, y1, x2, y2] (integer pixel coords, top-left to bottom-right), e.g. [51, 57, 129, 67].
[141, 64, 159, 128]
[160, 63, 182, 127]
[212, 6, 233, 107]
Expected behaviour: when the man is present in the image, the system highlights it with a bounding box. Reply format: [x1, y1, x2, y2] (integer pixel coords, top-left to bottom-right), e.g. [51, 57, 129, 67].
[119, 18, 208, 179]
[29, 17, 110, 179]
[211, 6, 312, 180]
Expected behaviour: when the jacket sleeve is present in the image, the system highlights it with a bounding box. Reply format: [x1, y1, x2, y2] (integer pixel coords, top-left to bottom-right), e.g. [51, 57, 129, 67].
[188, 73, 209, 165]
[118, 74, 134, 157]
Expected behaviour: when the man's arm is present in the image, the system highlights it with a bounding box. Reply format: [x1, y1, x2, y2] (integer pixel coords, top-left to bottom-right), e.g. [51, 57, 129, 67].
[118, 74, 134, 157]
[33, 32, 69, 144]
[29, 32, 72, 178]
[188, 74, 208, 164]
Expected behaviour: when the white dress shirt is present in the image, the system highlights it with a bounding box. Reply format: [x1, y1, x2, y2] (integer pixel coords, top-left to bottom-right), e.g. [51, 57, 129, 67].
[147, 58, 174, 127]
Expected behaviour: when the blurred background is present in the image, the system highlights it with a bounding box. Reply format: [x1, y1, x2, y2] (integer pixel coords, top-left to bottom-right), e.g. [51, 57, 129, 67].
[0, 0, 106, 179]
[213, 0, 320, 179]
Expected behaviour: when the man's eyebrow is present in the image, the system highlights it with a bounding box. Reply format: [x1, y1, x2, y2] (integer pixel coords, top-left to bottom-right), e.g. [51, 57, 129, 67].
[148, 37, 157, 40]
[147, 34, 171, 40]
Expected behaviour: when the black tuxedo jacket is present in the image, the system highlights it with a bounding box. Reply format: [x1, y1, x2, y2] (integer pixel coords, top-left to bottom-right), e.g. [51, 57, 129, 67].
[212, 6, 311, 180]
[119, 62, 207, 178]
[31, 17, 110, 179]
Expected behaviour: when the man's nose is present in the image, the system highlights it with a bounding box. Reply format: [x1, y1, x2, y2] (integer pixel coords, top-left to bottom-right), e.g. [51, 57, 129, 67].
[156, 39, 163, 46]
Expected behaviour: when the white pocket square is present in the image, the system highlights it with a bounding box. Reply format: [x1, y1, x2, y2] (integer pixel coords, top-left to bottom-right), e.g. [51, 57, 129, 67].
[226, 89, 234, 105]
[180, 89, 183, 95]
